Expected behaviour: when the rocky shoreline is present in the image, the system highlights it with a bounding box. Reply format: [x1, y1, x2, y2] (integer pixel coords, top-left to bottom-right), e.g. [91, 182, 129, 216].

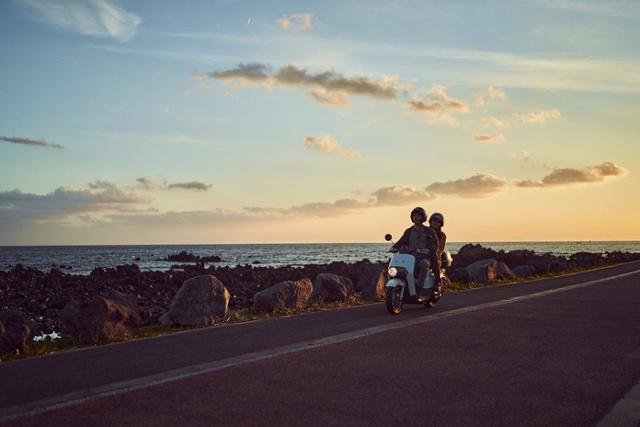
[1, 244, 639, 358]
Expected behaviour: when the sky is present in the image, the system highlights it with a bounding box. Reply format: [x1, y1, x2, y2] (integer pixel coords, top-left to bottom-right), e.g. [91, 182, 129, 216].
[0, 0, 639, 245]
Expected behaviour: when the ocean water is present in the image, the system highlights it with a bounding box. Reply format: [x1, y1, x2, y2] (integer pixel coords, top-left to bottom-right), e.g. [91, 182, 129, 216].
[1, 242, 639, 275]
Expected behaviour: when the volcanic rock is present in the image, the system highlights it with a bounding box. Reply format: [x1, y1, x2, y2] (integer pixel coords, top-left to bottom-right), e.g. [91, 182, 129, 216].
[512, 265, 537, 278]
[0, 309, 32, 355]
[62, 291, 141, 343]
[253, 278, 313, 312]
[465, 259, 498, 284]
[310, 273, 355, 303]
[354, 264, 386, 301]
[449, 267, 471, 284]
[496, 262, 515, 280]
[168, 275, 229, 326]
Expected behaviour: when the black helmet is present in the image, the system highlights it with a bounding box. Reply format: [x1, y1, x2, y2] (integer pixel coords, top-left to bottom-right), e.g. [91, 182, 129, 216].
[429, 212, 444, 227]
[410, 207, 427, 223]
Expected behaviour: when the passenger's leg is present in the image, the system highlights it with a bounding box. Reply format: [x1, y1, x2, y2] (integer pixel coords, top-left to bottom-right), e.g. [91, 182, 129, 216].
[415, 259, 429, 290]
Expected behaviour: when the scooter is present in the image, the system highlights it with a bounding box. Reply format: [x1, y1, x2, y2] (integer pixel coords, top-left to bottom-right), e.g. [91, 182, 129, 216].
[383, 233, 451, 315]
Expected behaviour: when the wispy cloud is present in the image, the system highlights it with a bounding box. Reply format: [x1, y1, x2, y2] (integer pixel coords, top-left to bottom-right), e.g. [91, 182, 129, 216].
[20, 0, 141, 42]
[474, 86, 506, 106]
[133, 177, 211, 192]
[307, 88, 350, 107]
[510, 150, 531, 161]
[277, 13, 313, 31]
[209, 63, 400, 105]
[372, 186, 435, 206]
[167, 181, 212, 192]
[0, 184, 150, 221]
[0, 135, 63, 149]
[426, 173, 507, 198]
[408, 85, 469, 114]
[516, 161, 627, 187]
[304, 135, 360, 159]
[473, 133, 506, 144]
[483, 116, 510, 128]
[515, 109, 561, 124]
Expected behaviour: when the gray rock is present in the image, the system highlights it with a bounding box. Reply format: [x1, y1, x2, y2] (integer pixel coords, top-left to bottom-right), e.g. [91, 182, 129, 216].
[449, 267, 471, 284]
[355, 264, 386, 301]
[0, 309, 32, 356]
[533, 260, 551, 274]
[465, 259, 498, 284]
[512, 265, 537, 278]
[311, 273, 355, 303]
[62, 291, 141, 343]
[496, 262, 515, 280]
[253, 278, 313, 312]
[158, 312, 172, 326]
[169, 275, 229, 326]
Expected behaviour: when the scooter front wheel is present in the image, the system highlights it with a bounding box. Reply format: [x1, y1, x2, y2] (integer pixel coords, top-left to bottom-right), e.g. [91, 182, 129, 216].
[385, 286, 403, 314]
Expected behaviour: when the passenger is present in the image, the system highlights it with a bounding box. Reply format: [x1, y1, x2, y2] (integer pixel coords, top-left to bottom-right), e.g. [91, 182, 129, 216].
[391, 207, 440, 292]
[429, 212, 447, 292]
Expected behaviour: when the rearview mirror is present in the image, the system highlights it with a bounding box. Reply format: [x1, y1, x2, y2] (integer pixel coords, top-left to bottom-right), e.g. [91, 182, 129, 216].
[384, 234, 392, 241]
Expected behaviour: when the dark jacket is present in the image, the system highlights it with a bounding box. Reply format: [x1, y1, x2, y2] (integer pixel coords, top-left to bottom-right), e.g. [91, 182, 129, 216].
[392, 224, 439, 260]
[432, 228, 447, 259]
[392, 224, 440, 284]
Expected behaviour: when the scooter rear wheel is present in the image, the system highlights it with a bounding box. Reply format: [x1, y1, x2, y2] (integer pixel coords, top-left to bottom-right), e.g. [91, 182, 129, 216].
[385, 286, 403, 314]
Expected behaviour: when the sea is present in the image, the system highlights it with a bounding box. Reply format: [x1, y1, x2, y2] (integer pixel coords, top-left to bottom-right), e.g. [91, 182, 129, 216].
[1, 242, 639, 276]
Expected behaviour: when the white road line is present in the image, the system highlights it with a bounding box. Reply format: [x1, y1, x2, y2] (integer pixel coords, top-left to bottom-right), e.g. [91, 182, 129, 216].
[597, 380, 640, 427]
[1, 269, 639, 423]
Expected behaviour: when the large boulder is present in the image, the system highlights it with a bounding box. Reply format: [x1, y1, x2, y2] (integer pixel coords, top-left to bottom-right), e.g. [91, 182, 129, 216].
[533, 260, 551, 275]
[465, 259, 498, 284]
[354, 264, 386, 301]
[512, 265, 537, 278]
[253, 278, 313, 312]
[62, 291, 141, 343]
[168, 275, 229, 326]
[496, 262, 515, 280]
[310, 273, 355, 303]
[0, 310, 32, 356]
[453, 244, 500, 269]
[549, 258, 569, 273]
[449, 267, 471, 284]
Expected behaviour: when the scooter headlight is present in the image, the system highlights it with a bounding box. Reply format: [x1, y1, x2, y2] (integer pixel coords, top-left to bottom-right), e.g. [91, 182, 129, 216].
[388, 267, 398, 277]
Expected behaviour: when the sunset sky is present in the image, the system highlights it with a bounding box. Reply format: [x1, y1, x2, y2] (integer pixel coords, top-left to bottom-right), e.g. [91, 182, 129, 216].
[1, 0, 638, 245]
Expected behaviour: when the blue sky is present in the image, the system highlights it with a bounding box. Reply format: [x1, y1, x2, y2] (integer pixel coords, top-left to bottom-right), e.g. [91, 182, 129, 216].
[1, 0, 639, 244]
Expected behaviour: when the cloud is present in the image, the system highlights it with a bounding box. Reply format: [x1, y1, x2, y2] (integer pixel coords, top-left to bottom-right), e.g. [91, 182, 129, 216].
[510, 150, 531, 161]
[304, 135, 360, 159]
[167, 181, 212, 191]
[516, 161, 627, 188]
[136, 177, 155, 191]
[0, 135, 63, 149]
[408, 85, 469, 114]
[426, 173, 507, 198]
[483, 116, 509, 128]
[0, 184, 150, 221]
[474, 86, 506, 106]
[473, 133, 506, 144]
[515, 109, 561, 124]
[277, 13, 313, 31]
[209, 63, 400, 106]
[372, 186, 435, 206]
[307, 88, 349, 107]
[20, 0, 141, 42]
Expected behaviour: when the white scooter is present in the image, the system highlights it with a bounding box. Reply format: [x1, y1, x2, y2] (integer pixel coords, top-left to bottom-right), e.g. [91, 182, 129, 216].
[384, 233, 452, 314]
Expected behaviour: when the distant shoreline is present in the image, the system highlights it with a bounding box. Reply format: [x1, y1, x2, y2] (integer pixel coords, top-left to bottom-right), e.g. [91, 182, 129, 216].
[2, 240, 640, 248]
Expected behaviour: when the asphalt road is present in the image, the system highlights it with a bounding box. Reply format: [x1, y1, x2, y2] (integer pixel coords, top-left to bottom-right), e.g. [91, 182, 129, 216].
[2, 261, 640, 426]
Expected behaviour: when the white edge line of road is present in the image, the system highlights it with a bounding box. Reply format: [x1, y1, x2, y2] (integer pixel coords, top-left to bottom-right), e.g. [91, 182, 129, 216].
[597, 379, 640, 427]
[2, 269, 639, 423]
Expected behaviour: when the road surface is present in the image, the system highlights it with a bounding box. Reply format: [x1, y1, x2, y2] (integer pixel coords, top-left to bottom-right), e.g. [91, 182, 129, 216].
[2, 261, 640, 426]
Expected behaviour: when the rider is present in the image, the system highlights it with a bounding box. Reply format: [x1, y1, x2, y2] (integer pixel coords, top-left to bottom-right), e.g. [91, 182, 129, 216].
[391, 207, 440, 292]
[429, 212, 447, 291]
